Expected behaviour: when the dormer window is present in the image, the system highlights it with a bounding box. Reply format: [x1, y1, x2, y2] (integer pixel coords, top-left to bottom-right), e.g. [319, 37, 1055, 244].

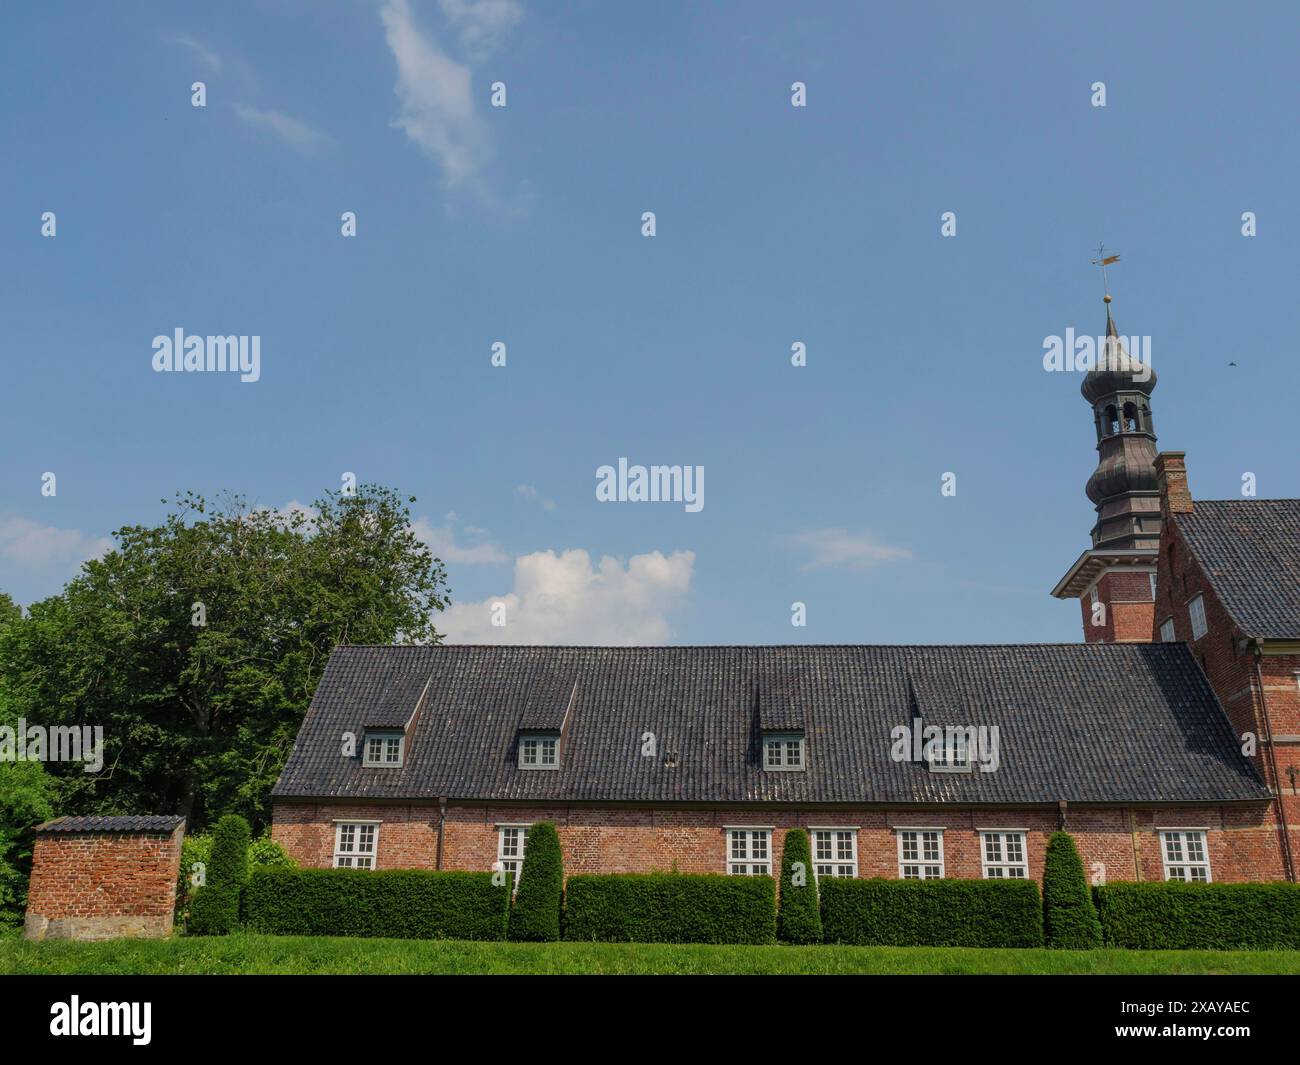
[363, 731, 404, 767]
[926, 729, 973, 773]
[518, 732, 559, 770]
[763, 732, 805, 771]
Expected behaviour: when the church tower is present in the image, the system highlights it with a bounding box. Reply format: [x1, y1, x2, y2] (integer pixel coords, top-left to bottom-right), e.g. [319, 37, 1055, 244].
[1052, 290, 1161, 641]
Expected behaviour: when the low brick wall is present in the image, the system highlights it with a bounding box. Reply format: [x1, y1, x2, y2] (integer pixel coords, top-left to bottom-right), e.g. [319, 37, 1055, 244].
[24, 815, 186, 941]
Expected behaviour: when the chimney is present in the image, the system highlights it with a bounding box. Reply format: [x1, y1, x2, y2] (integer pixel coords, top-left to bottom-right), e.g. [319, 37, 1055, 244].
[1155, 451, 1193, 518]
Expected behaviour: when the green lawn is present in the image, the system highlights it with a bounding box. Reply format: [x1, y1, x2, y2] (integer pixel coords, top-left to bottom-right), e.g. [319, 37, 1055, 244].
[3, 933, 1299, 974]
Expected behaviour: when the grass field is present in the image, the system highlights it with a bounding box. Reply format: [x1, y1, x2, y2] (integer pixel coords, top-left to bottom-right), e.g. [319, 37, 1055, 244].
[3, 932, 1299, 975]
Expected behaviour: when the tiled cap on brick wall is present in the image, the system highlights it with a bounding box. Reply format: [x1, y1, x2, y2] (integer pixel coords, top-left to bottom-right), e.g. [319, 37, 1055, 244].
[35, 815, 186, 834]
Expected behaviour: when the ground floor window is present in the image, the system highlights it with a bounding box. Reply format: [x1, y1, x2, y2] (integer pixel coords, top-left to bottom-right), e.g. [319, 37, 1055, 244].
[333, 821, 378, 869]
[897, 829, 944, 878]
[980, 831, 1028, 878]
[811, 828, 857, 878]
[1160, 830, 1211, 882]
[727, 828, 771, 875]
[497, 825, 531, 888]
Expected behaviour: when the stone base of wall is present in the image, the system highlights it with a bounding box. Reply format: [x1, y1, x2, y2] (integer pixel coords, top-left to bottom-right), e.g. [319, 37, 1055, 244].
[24, 913, 173, 942]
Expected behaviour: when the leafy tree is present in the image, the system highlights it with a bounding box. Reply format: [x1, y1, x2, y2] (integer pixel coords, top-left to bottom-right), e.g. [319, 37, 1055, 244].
[0, 485, 449, 833]
[509, 822, 563, 941]
[1043, 831, 1103, 948]
[778, 829, 823, 944]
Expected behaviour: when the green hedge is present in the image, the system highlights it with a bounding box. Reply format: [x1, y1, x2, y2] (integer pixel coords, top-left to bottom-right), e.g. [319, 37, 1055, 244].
[208, 815, 251, 890]
[188, 884, 240, 936]
[820, 878, 1044, 947]
[244, 868, 511, 940]
[777, 830, 822, 944]
[509, 822, 563, 942]
[563, 873, 776, 944]
[1095, 881, 1300, 949]
[1043, 831, 1102, 948]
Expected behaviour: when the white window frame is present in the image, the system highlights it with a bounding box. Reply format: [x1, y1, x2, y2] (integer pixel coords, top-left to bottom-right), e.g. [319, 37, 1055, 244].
[1089, 586, 1099, 606]
[926, 729, 973, 773]
[979, 830, 1029, 879]
[809, 827, 858, 879]
[1159, 829, 1211, 882]
[1188, 593, 1208, 641]
[362, 731, 405, 767]
[1148, 572, 1158, 600]
[1159, 617, 1176, 643]
[333, 820, 379, 869]
[896, 828, 944, 879]
[518, 733, 559, 770]
[763, 733, 805, 771]
[496, 823, 532, 889]
[726, 826, 772, 875]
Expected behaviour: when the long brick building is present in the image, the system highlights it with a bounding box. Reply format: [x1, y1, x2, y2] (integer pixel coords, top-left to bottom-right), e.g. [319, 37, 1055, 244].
[271, 297, 1300, 888]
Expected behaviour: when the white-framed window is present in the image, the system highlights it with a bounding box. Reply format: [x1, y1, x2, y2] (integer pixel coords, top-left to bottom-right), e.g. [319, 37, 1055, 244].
[763, 733, 805, 771]
[1159, 617, 1176, 643]
[1293, 671, 1300, 694]
[1089, 586, 1099, 606]
[497, 824, 531, 887]
[1160, 830, 1211, 882]
[333, 821, 379, 869]
[980, 831, 1028, 879]
[811, 828, 857, 879]
[1148, 572, 1158, 600]
[363, 731, 404, 767]
[897, 829, 944, 879]
[518, 733, 559, 770]
[926, 729, 972, 772]
[1188, 593, 1208, 640]
[727, 828, 772, 875]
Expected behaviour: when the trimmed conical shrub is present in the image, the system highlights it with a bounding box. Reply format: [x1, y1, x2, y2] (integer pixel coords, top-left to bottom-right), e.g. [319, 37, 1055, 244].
[190, 814, 251, 936]
[1043, 830, 1102, 948]
[778, 829, 823, 944]
[509, 821, 563, 941]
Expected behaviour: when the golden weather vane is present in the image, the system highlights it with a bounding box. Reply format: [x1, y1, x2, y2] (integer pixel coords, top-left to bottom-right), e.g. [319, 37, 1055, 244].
[1091, 243, 1120, 303]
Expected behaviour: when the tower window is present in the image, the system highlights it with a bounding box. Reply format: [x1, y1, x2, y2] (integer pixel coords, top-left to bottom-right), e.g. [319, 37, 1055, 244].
[1123, 402, 1139, 431]
[1105, 404, 1120, 434]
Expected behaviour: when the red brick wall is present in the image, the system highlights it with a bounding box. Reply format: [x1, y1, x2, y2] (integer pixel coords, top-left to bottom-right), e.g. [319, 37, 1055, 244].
[1080, 570, 1156, 643]
[272, 800, 1283, 883]
[24, 825, 184, 941]
[1152, 454, 1300, 879]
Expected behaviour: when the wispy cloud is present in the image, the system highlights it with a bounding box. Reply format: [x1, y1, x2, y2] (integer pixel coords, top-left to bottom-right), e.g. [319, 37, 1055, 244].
[438, 548, 694, 644]
[414, 514, 508, 565]
[437, 0, 524, 61]
[515, 484, 556, 512]
[232, 103, 333, 155]
[0, 517, 111, 571]
[379, 0, 516, 193]
[785, 528, 912, 573]
[160, 29, 222, 72]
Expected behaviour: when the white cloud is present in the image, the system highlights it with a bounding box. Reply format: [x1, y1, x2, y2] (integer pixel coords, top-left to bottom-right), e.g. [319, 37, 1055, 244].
[161, 29, 222, 72]
[0, 517, 111, 571]
[379, 0, 492, 188]
[786, 528, 912, 573]
[438, 548, 694, 644]
[515, 484, 556, 512]
[437, 0, 523, 60]
[414, 516, 508, 565]
[232, 103, 332, 155]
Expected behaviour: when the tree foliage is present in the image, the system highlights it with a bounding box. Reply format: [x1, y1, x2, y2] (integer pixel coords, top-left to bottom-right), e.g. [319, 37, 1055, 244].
[0, 486, 448, 833]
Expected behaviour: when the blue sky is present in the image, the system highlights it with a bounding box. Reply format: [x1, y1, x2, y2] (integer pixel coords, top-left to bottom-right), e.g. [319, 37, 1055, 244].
[2, 0, 1297, 645]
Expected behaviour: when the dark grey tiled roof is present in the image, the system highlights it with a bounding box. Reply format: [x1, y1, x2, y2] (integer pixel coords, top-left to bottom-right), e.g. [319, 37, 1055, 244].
[1176, 500, 1300, 639]
[36, 815, 186, 834]
[273, 644, 1267, 806]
